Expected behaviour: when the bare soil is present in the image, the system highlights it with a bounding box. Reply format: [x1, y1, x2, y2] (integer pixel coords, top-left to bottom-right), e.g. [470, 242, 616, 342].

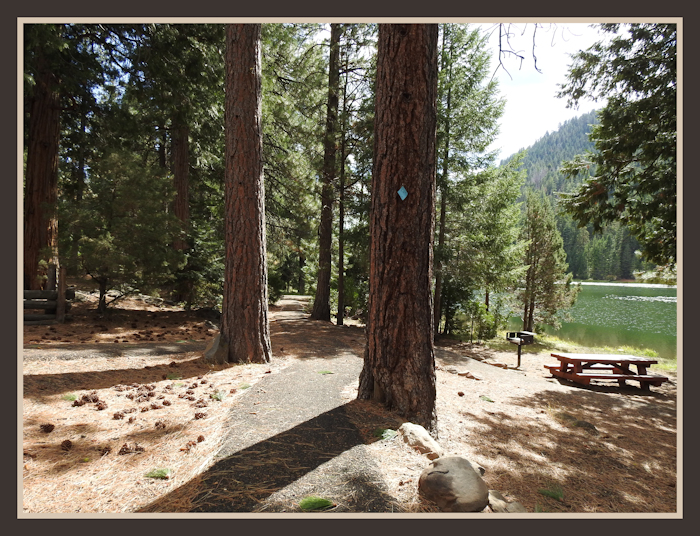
[21, 284, 678, 515]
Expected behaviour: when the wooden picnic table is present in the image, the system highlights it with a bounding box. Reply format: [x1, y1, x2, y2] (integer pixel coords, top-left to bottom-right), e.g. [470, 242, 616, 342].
[545, 352, 669, 390]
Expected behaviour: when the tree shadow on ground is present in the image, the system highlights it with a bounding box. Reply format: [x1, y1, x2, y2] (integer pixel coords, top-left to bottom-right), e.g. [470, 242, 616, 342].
[458, 386, 677, 513]
[137, 401, 398, 513]
[270, 318, 365, 359]
[23, 355, 237, 400]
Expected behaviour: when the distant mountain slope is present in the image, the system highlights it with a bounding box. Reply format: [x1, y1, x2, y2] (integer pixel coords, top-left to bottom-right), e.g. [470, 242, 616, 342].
[501, 110, 599, 196]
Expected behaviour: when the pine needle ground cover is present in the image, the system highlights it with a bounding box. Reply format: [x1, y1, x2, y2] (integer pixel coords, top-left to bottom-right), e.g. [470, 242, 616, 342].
[22, 287, 677, 514]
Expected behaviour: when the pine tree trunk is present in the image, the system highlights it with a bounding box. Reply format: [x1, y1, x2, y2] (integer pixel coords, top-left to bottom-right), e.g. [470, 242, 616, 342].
[433, 189, 447, 336]
[337, 140, 346, 326]
[311, 23, 342, 321]
[171, 120, 192, 304]
[433, 27, 452, 338]
[24, 66, 60, 290]
[219, 23, 271, 365]
[357, 24, 439, 435]
[337, 54, 350, 327]
[172, 121, 190, 251]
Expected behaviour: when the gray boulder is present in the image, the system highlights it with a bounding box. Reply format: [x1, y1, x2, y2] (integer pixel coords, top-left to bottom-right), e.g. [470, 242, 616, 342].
[397, 423, 444, 460]
[418, 456, 490, 512]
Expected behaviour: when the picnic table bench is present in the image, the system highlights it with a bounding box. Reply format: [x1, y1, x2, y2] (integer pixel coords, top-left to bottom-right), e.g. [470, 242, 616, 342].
[545, 352, 669, 391]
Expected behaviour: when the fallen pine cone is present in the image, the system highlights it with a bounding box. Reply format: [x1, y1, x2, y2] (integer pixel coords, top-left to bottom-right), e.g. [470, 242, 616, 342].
[113, 412, 125, 420]
[162, 400, 172, 406]
[180, 440, 197, 452]
[98, 446, 112, 456]
[194, 412, 207, 420]
[61, 440, 72, 451]
[197, 435, 205, 443]
[40, 424, 55, 433]
[118, 443, 145, 455]
[72, 399, 87, 407]
[96, 402, 108, 410]
[155, 420, 166, 430]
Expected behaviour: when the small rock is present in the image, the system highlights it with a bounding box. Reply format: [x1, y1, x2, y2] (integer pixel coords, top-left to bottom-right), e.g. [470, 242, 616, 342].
[457, 371, 481, 380]
[398, 422, 444, 460]
[419, 456, 490, 512]
[506, 502, 528, 513]
[487, 490, 527, 513]
[488, 490, 509, 513]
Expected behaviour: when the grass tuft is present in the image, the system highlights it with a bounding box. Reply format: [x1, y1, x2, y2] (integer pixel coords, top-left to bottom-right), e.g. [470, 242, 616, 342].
[373, 428, 397, 440]
[210, 391, 225, 402]
[145, 468, 172, 480]
[299, 496, 334, 512]
[538, 484, 564, 502]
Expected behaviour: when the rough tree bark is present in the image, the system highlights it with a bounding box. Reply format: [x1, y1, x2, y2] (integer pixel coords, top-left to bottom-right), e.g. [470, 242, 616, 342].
[357, 24, 439, 435]
[171, 119, 192, 304]
[24, 64, 61, 290]
[172, 120, 190, 252]
[311, 23, 342, 321]
[217, 23, 271, 364]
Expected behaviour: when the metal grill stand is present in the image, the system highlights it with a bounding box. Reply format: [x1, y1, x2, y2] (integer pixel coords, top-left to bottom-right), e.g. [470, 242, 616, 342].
[506, 331, 536, 368]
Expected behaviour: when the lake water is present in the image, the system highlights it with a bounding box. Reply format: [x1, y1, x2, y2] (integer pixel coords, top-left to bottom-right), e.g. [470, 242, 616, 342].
[510, 282, 678, 360]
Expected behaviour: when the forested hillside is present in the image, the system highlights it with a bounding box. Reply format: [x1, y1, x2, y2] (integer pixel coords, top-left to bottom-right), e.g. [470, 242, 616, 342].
[500, 111, 655, 281]
[500, 110, 598, 195]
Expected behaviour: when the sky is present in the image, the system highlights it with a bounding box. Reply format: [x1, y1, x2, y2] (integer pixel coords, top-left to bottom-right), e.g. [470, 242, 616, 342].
[475, 22, 607, 161]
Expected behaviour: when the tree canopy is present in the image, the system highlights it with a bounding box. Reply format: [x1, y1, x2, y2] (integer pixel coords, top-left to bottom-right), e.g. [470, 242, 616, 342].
[557, 23, 677, 266]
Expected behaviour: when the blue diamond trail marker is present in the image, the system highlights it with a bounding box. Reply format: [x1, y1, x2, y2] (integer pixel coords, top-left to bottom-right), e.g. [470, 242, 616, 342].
[398, 186, 408, 200]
